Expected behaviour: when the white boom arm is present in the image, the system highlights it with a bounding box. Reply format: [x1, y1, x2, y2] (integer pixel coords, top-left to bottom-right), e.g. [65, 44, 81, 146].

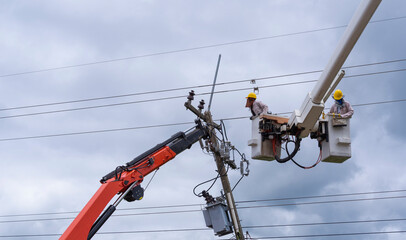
[288, 0, 381, 138]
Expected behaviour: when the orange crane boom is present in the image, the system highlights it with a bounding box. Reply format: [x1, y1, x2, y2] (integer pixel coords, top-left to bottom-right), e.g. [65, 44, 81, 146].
[60, 124, 208, 240]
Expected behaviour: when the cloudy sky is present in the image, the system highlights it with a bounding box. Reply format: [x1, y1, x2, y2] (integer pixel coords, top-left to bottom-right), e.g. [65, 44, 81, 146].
[1, 0, 406, 239]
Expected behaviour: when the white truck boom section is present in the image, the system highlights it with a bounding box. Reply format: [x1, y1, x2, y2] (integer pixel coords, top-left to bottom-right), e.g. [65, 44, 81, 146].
[288, 0, 381, 137]
[249, 0, 381, 164]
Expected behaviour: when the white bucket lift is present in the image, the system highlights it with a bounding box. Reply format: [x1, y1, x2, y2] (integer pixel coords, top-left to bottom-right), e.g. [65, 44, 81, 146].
[248, 0, 381, 164]
[319, 114, 351, 163]
[248, 113, 352, 164]
[248, 114, 288, 161]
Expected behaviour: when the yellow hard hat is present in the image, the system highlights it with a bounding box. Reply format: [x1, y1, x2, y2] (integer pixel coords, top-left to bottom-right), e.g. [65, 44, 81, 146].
[246, 92, 257, 99]
[333, 89, 343, 100]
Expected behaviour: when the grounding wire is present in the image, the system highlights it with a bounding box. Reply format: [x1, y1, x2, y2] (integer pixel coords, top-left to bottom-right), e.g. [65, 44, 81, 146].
[231, 175, 245, 192]
[0, 67, 405, 120]
[1, 15, 405, 79]
[1, 57, 406, 113]
[192, 165, 225, 198]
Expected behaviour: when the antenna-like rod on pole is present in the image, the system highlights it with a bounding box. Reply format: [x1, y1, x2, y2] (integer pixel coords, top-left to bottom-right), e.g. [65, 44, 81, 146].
[208, 54, 222, 112]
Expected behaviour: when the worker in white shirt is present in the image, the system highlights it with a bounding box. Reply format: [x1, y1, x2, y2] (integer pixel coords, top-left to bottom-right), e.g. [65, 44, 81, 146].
[329, 89, 354, 118]
[245, 92, 269, 120]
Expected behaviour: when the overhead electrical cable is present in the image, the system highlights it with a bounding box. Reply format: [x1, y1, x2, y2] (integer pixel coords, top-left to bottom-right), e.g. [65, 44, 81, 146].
[0, 223, 405, 238]
[221, 231, 406, 240]
[1, 195, 406, 223]
[0, 68, 405, 120]
[0, 98, 404, 142]
[0, 95, 186, 120]
[1, 230, 405, 239]
[93, 229, 406, 239]
[1, 15, 405, 240]
[1, 15, 405, 79]
[0, 203, 203, 218]
[237, 195, 406, 210]
[1, 189, 404, 218]
[0, 122, 194, 142]
[0, 233, 60, 238]
[236, 189, 406, 204]
[1, 58, 405, 113]
[243, 218, 406, 229]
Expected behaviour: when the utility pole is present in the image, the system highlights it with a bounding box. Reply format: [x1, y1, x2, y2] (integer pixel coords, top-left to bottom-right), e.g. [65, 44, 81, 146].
[185, 97, 244, 239]
[184, 54, 245, 239]
[205, 110, 245, 240]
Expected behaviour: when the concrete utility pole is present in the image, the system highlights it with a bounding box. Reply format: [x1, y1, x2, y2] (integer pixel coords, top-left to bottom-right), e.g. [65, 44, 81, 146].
[184, 96, 244, 239]
[184, 54, 245, 239]
[204, 110, 245, 240]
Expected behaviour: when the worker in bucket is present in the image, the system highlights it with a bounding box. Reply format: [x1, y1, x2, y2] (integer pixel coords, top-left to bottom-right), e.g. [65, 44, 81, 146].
[329, 89, 354, 118]
[245, 92, 269, 120]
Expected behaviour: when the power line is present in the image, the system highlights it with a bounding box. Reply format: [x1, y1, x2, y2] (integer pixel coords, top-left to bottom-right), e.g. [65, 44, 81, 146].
[0, 67, 405, 120]
[352, 99, 406, 107]
[237, 195, 406, 210]
[1, 16, 405, 79]
[95, 227, 209, 235]
[1, 57, 405, 113]
[0, 95, 186, 119]
[2, 195, 405, 224]
[0, 233, 60, 238]
[0, 98, 404, 142]
[228, 231, 406, 240]
[1, 189, 405, 219]
[80, 218, 406, 235]
[0, 209, 202, 224]
[236, 189, 406, 204]
[1, 222, 405, 238]
[0, 121, 194, 142]
[61, 219, 406, 235]
[2, 231, 405, 239]
[0, 203, 203, 218]
[244, 218, 406, 229]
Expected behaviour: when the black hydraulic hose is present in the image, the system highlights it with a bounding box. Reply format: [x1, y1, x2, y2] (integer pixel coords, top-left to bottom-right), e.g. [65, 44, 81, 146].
[274, 137, 302, 163]
[87, 205, 116, 240]
[101, 123, 208, 183]
[100, 131, 187, 183]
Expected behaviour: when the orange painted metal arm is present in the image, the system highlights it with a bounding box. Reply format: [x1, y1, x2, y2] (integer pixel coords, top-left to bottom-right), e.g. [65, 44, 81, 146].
[60, 146, 177, 240]
[60, 125, 208, 240]
[59, 181, 123, 240]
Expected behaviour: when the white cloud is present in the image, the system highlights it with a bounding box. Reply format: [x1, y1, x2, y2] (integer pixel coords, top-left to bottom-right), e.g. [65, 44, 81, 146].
[0, 0, 405, 239]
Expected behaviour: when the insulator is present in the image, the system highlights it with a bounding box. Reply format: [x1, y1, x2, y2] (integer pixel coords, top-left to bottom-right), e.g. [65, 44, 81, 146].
[198, 99, 205, 110]
[202, 190, 215, 204]
[187, 90, 195, 101]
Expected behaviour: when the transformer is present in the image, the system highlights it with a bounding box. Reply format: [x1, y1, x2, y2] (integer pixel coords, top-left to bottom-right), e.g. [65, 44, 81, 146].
[202, 199, 233, 236]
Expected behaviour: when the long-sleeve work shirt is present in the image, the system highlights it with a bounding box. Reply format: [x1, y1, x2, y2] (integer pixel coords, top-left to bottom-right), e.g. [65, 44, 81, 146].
[250, 100, 269, 116]
[329, 101, 354, 118]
